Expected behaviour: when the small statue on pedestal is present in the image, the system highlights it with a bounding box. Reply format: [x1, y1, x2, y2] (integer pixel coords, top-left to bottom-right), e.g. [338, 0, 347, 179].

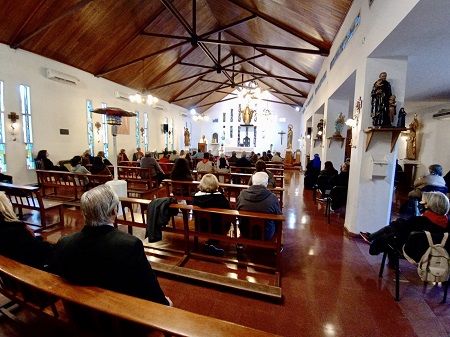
[317, 119, 324, 140]
[397, 107, 406, 128]
[334, 113, 345, 137]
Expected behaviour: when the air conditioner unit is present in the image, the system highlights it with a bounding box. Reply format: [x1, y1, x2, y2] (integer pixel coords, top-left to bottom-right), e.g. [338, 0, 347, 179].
[180, 112, 188, 117]
[114, 90, 130, 100]
[46, 69, 79, 85]
[153, 104, 164, 110]
[432, 109, 450, 119]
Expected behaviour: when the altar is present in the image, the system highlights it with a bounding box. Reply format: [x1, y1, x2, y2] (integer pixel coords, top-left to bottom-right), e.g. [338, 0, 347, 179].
[224, 146, 254, 156]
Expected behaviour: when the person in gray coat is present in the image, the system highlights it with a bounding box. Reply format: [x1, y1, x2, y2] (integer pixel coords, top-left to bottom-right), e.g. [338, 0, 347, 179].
[236, 172, 281, 240]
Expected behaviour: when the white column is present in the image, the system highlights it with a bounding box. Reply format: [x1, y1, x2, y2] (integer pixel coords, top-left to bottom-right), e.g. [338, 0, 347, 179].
[345, 58, 408, 235]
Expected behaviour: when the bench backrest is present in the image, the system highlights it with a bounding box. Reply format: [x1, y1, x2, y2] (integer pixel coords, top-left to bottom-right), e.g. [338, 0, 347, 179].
[0, 183, 42, 210]
[0, 256, 277, 337]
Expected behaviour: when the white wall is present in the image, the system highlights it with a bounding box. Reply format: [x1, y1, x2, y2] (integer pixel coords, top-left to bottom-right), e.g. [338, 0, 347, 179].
[0, 44, 192, 185]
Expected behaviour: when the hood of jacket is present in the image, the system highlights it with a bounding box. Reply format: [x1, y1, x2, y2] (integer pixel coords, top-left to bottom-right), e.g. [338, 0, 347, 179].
[240, 185, 273, 202]
[193, 191, 221, 207]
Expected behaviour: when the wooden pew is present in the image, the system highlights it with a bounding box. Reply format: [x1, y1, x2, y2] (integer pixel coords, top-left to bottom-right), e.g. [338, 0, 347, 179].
[162, 179, 284, 210]
[36, 170, 112, 201]
[0, 256, 278, 336]
[117, 166, 158, 198]
[0, 183, 63, 230]
[114, 197, 284, 298]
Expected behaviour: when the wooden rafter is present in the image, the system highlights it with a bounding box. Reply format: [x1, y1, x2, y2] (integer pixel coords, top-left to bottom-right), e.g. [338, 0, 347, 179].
[11, 0, 94, 49]
[224, 0, 330, 53]
[229, 32, 316, 82]
[9, 0, 46, 45]
[145, 46, 197, 89]
[148, 69, 214, 91]
[199, 38, 326, 55]
[95, 6, 167, 74]
[96, 41, 188, 76]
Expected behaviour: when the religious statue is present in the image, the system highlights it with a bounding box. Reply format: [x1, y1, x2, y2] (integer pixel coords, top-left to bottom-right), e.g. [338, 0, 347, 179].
[212, 133, 218, 143]
[287, 124, 293, 149]
[406, 113, 420, 160]
[389, 95, 397, 125]
[334, 113, 345, 137]
[316, 119, 324, 140]
[242, 105, 254, 125]
[371, 71, 392, 127]
[397, 107, 406, 128]
[184, 127, 190, 147]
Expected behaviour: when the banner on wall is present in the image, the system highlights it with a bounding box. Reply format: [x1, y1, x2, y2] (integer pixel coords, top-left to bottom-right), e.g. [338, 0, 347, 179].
[117, 116, 130, 134]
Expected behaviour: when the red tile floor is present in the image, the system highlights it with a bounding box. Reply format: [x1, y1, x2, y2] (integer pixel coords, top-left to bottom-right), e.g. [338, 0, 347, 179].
[1, 170, 450, 336]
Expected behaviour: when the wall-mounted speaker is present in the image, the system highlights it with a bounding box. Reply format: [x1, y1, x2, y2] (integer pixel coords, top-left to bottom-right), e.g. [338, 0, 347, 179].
[307, 127, 312, 135]
[162, 124, 169, 133]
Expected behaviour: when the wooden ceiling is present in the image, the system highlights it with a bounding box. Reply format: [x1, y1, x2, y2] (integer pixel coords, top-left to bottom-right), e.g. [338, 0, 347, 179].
[0, 0, 353, 113]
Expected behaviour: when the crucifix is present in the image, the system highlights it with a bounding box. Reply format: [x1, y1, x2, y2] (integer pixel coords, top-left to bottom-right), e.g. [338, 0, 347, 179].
[278, 130, 286, 144]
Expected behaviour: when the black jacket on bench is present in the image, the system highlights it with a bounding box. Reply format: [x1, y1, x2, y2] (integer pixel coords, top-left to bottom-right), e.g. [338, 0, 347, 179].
[49, 225, 169, 306]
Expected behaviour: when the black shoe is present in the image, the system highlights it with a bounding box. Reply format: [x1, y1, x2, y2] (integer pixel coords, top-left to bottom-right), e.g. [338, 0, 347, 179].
[209, 245, 224, 256]
[360, 232, 371, 244]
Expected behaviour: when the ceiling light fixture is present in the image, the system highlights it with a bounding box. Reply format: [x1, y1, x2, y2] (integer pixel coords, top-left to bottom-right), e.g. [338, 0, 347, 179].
[129, 60, 158, 105]
[238, 79, 265, 100]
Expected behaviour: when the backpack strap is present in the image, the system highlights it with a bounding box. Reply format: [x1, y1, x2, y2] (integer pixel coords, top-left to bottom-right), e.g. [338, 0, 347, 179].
[424, 231, 434, 247]
[440, 232, 449, 246]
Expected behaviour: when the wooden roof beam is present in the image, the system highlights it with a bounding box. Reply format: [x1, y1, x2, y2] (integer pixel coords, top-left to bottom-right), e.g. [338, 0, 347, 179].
[8, 0, 46, 46]
[224, 0, 330, 53]
[148, 69, 214, 90]
[11, 0, 94, 49]
[145, 46, 198, 89]
[230, 32, 315, 82]
[96, 41, 188, 76]
[199, 38, 326, 55]
[95, 6, 167, 75]
[222, 68, 311, 83]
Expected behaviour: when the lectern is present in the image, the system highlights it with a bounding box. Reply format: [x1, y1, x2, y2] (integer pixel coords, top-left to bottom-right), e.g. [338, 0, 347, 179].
[198, 143, 207, 153]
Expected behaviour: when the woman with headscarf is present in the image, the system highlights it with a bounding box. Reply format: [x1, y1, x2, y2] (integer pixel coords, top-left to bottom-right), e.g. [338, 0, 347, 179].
[0, 192, 53, 269]
[304, 154, 321, 190]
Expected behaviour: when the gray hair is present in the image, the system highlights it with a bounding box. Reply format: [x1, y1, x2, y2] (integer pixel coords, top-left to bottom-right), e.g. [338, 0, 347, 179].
[428, 164, 443, 176]
[81, 185, 119, 226]
[422, 191, 450, 215]
[241, 151, 247, 158]
[198, 174, 219, 193]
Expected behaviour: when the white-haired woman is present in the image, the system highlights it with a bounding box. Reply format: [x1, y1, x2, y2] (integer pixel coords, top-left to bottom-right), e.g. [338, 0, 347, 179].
[361, 191, 449, 268]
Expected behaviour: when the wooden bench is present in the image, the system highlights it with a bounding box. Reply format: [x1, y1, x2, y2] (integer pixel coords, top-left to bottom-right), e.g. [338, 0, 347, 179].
[0, 256, 277, 336]
[114, 196, 284, 298]
[36, 170, 112, 201]
[162, 179, 284, 210]
[0, 183, 63, 230]
[117, 166, 158, 198]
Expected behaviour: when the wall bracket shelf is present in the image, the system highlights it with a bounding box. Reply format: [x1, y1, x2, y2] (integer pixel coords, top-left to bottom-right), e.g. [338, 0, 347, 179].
[327, 136, 345, 148]
[313, 138, 322, 147]
[363, 127, 407, 152]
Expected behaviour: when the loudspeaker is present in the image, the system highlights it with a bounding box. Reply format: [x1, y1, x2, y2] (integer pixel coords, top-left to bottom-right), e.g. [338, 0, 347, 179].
[162, 124, 169, 133]
[307, 127, 312, 135]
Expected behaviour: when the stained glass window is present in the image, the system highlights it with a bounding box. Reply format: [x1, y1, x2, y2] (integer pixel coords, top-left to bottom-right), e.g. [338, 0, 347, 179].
[86, 100, 94, 156]
[0, 81, 6, 172]
[101, 102, 109, 158]
[135, 111, 140, 148]
[143, 112, 148, 152]
[20, 85, 34, 170]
